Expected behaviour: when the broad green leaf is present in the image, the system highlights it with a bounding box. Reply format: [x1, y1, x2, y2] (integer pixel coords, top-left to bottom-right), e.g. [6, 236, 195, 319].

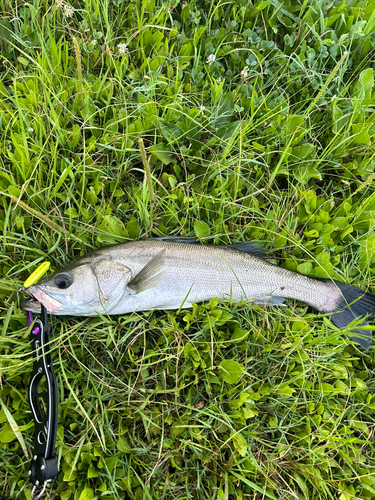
[358, 235, 375, 270]
[231, 328, 249, 342]
[64, 207, 78, 218]
[335, 381, 350, 396]
[332, 103, 346, 133]
[126, 219, 141, 239]
[87, 465, 99, 479]
[0, 423, 17, 443]
[291, 143, 316, 159]
[243, 407, 258, 419]
[354, 68, 374, 105]
[339, 482, 356, 500]
[180, 42, 192, 57]
[8, 185, 21, 198]
[71, 124, 81, 149]
[277, 385, 295, 397]
[274, 230, 288, 249]
[321, 383, 335, 396]
[316, 251, 330, 266]
[285, 114, 305, 144]
[117, 436, 131, 453]
[340, 225, 353, 240]
[181, 4, 189, 23]
[194, 220, 210, 239]
[0, 399, 28, 457]
[78, 487, 94, 500]
[213, 91, 235, 127]
[203, 309, 233, 327]
[160, 122, 182, 143]
[361, 483, 375, 496]
[231, 431, 248, 457]
[364, 4, 375, 35]
[194, 26, 206, 45]
[256, 0, 271, 11]
[99, 215, 128, 238]
[149, 143, 174, 164]
[219, 360, 243, 384]
[18, 56, 29, 66]
[97, 483, 107, 492]
[297, 261, 313, 274]
[352, 123, 372, 145]
[60, 490, 72, 500]
[294, 165, 322, 183]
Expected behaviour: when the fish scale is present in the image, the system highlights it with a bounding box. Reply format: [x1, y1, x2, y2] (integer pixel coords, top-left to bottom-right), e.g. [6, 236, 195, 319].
[104, 240, 337, 312]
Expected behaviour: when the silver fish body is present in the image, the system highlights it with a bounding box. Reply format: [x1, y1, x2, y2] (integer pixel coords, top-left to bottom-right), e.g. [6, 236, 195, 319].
[23, 238, 375, 348]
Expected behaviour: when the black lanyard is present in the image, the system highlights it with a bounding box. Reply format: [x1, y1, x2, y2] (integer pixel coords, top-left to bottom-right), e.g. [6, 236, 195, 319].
[27, 305, 59, 499]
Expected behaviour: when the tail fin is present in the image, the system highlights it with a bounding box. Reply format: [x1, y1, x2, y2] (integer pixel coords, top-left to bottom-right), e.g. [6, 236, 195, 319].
[323, 280, 374, 349]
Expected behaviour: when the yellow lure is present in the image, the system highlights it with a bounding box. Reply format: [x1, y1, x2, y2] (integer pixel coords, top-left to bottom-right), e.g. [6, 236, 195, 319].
[23, 262, 51, 287]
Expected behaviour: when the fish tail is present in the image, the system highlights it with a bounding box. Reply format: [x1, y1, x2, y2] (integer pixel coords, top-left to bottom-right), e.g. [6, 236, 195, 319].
[322, 280, 375, 349]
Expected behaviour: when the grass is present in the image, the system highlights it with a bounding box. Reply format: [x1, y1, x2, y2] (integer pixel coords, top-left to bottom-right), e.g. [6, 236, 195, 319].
[1, 0, 375, 498]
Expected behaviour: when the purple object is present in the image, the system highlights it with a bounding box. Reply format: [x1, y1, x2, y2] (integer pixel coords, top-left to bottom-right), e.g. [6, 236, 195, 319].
[27, 311, 40, 334]
[27, 311, 33, 327]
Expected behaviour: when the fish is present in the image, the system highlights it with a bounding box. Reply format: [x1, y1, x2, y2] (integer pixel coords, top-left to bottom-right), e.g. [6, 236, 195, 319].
[21, 237, 375, 348]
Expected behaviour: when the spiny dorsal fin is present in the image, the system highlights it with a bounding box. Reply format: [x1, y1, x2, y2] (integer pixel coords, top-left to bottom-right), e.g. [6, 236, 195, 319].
[227, 242, 269, 260]
[128, 249, 165, 294]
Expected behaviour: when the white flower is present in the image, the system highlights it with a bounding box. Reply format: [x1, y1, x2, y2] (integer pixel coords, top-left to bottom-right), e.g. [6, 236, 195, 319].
[117, 43, 129, 55]
[63, 3, 74, 17]
[206, 54, 216, 65]
[240, 66, 249, 79]
[199, 104, 205, 114]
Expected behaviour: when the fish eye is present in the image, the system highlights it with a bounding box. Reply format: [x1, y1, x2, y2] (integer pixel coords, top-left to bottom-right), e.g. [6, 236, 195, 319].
[54, 274, 72, 289]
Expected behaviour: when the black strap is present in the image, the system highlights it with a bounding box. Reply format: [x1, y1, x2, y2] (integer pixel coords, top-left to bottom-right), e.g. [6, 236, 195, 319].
[28, 305, 59, 496]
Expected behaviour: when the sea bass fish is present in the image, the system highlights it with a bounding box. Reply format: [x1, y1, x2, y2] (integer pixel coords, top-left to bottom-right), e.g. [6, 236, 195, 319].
[22, 237, 375, 348]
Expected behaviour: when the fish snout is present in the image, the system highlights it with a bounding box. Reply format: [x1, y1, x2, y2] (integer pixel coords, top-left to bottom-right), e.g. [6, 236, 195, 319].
[26, 286, 63, 313]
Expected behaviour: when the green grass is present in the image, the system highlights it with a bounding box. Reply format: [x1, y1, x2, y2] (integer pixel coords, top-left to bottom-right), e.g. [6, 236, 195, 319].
[1, 0, 375, 498]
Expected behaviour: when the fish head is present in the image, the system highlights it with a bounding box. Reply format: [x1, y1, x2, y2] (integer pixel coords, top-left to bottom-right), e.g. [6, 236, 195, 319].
[22, 257, 133, 316]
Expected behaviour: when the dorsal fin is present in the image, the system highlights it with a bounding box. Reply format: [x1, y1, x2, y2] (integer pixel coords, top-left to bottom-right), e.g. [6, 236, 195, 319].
[227, 242, 269, 260]
[146, 237, 268, 260]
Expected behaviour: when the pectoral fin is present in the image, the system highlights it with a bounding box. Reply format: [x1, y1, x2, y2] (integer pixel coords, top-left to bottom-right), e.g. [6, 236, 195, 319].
[128, 249, 165, 294]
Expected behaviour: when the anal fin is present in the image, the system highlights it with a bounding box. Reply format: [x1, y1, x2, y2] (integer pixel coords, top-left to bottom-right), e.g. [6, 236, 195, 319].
[251, 296, 286, 307]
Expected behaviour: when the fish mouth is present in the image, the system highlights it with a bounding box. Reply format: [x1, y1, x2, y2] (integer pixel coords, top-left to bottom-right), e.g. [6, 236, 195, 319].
[21, 286, 63, 313]
[21, 299, 42, 313]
